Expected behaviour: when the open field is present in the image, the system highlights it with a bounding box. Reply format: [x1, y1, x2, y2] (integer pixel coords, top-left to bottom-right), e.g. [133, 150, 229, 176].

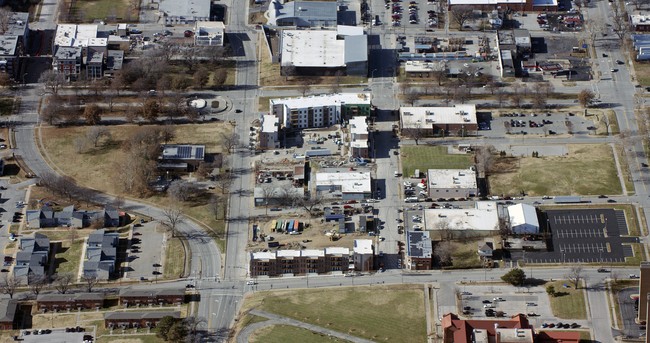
[401, 145, 474, 177]
[449, 240, 486, 269]
[547, 281, 587, 319]
[250, 325, 352, 343]
[489, 144, 621, 196]
[634, 60, 650, 86]
[68, 0, 137, 22]
[241, 285, 427, 343]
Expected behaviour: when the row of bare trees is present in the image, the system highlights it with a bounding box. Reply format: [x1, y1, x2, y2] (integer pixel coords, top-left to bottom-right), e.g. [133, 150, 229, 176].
[0, 272, 101, 299]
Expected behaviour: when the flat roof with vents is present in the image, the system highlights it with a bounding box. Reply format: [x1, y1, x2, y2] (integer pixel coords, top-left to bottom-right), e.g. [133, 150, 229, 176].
[400, 104, 477, 128]
[407, 231, 432, 258]
[316, 171, 371, 193]
[427, 168, 477, 189]
[160, 144, 205, 161]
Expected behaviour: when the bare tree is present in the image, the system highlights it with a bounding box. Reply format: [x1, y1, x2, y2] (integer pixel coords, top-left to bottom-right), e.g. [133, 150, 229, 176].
[435, 220, 453, 241]
[215, 174, 234, 195]
[611, 2, 630, 40]
[74, 137, 89, 154]
[208, 195, 222, 220]
[81, 274, 99, 293]
[161, 207, 184, 238]
[298, 78, 312, 96]
[495, 89, 507, 107]
[584, 20, 605, 48]
[184, 316, 207, 340]
[260, 183, 276, 216]
[53, 273, 75, 294]
[475, 145, 495, 176]
[450, 6, 474, 30]
[599, 113, 611, 135]
[566, 265, 584, 288]
[434, 241, 454, 266]
[141, 98, 161, 123]
[329, 75, 343, 94]
[220, 131, 241, 153]
[565, 120, 574, 134]
[401, 121, 426, 144]
[0, 274, 19, 298]
[83, 104, 103, 125]
[509, 93, 524, 108]
[504, 120, 512, 134]
[86, 126, 111, 147]
[28, 273, 47, 296]
[168, 181, 199, 202]
[496, 217, 510, 241]
[112, 196, 126, 211]
[298, 193, 324, 216]
[401, 83, 420, 106]
[39, 70, 66, 95]
[577, 89, 595, 108]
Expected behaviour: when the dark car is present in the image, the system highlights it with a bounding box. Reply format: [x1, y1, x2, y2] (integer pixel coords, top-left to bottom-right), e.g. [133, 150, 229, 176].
[129, 29, 142, 34]
[598, 195, 608, 198]
[184, 30, 193, 37]
[642, 163, 649, 167]
[598, 268, 609, 273]
[616, 60, 624, 65]
[607, 199, 617, 203]
[482, 300, 492, 304]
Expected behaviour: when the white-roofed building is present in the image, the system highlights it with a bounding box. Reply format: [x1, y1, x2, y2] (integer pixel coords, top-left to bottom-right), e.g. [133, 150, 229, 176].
[507, 203, 540, 234]
[447, 0, 556, 11]
[353, 239, 374, 271]
[259, 114, 280, 150]
[53, 24, 108, 79]
[279, 30, 368, 76]
[400, 105, 478, 137]
[423, 204, 499, 239]
[427, 168, 478, 199]
[270, 93, 371, 129]
[273, 0, 338, 27]
[194, 22, 225, 46]
[158, 0, 210, 24]
[315, 171, 372, 200]
[348, 116, 369, 159]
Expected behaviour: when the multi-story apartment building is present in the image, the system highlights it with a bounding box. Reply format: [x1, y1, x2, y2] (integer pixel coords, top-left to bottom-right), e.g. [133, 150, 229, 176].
[269, 93, 371, 130]
[250, 247, 350, 277]
[0, 12, 29, 79]
[348, 116, 369, 159]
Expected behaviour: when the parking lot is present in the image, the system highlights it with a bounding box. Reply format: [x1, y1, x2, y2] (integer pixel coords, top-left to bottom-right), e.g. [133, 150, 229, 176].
[618, 286, 645, 339]
[513, 209, 637, 264]
[20, 330, 89, 343]
[483, 110, 599, 138]
[125, 222, 165, 281]
[380, 0, 440, 30]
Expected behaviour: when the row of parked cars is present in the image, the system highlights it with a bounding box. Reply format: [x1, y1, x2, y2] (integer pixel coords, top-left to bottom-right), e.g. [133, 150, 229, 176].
[541, 322, 581, 329]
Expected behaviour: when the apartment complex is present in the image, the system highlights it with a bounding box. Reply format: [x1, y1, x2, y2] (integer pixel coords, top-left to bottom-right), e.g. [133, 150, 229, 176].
[14, 233, 50, 282]
[119, 288, 185, 307]
[250, 247, 351, 277]
[0, 12, 28, 79]
[36, 293, 104, 312]
[259, 114, 281, 150]
[270, 93, 372, 130]
[83, 229, 119, 280]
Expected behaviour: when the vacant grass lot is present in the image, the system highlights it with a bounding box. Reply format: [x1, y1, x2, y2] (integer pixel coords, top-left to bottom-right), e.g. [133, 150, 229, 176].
[250, 325, 352, 343]
[163, 237, 185, 279]
[97, 335, 160, 343]
[547, 281, 587, 319]
[243, 285, 426, 343]
[489, 144, 621, 196]
[70, 0, 137, 22]
[401, 145, 474, 177]
[635, 60, 650, 86]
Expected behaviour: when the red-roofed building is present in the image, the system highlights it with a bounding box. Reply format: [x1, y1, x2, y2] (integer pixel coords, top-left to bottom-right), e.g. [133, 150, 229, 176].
[442, 313, 580, 343]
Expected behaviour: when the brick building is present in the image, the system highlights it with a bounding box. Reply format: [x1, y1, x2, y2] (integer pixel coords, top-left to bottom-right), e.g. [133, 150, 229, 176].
[250, 247, 350, 277]
[118, 288, 185, 307]
[36, 293, 104, 312]
[104, 311, 180, 328]
[0, 300, 16, 330]
[406, 231, 432, 270]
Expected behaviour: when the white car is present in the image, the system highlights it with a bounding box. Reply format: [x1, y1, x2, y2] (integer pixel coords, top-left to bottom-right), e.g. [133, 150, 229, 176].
[493, 297, 504, 301]
[483, 304, 495, 308]
[412, 215, 422, 220]
[412, 224, 423, 230]
[403, 182, 413, 187]
[246, 280, 257, 285]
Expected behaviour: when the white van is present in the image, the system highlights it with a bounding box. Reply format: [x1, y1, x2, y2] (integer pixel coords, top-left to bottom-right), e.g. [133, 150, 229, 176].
[405, 197, 418, 203]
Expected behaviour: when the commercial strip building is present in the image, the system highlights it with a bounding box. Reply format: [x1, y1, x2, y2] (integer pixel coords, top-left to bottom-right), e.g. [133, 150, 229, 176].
[250, 247, 351, 277]
[447, 0, 557, 12]
[279, 29, 368, 76]
[353, 239, 374, 271]
[406, 231, 432, 270]
[315, 171, 372, 200]
[496, 29, 532, 77]
[270, 93, 372, 130]
[427, 167, 478, 199]
[348, 116, 369, 159]
[272, 0, 338, 27]
[400, 105, 478, 137]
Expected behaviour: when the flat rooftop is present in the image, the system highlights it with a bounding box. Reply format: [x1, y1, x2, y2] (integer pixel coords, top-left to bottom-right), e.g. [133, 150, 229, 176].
[354, 239, 373, 254]
[427, 168, 477, 189]
[281, 30, 343, 67]
[424, 208, 499, 231]
[316, 171, 372, 193]
[158, 0, 210, 19]
[262, 114, 279, 133]
[400, 105, 477, 128]
[54, 24, 99, 48]
[407, 231, 432, 258]
[271, 93, 371, 109]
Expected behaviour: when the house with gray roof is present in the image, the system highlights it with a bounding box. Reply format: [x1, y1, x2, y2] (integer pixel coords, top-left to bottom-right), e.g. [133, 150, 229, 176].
[14, 233, 50, 282]
[273, 0, 338, 27]
[83, 229, 119, 280]
[26, 205, 120, 229]
[0, 299, 17, 330]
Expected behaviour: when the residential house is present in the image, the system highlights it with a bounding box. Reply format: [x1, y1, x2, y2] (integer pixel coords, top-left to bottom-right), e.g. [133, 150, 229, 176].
[118, 288, 186, 307]
[406, 231, 432, 270]
[0, 299, 17, 330]
[26, 205, 120, 229]
[83, 229, 119, 280]
[158, 144, 205, 172]
[36, 293, 104, 312]
[14, 233, 50, 282]
[478, 242, 494, 259]
[104, 311, 180, 328]
[270, 93, 371, 130]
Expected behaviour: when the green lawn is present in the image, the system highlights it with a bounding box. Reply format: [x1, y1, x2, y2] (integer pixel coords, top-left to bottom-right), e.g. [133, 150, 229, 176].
[163, 237, 186, 279]
[401, 145, 474, 177]
[489, 144, 621, 196]
[547, 281, 587, 319]
[250, 325, 352, 343]
[70, 0, 137, 22]
[244, 285, 427, 343]
[447, 240, 484, 269]
[54, 240, 84, 275]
